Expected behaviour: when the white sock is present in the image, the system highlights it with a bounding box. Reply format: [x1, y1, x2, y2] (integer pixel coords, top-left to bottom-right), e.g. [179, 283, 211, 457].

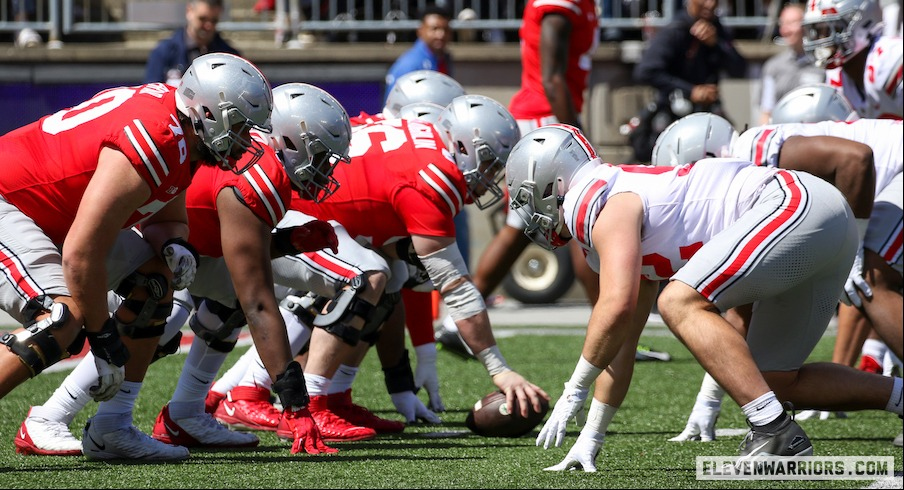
[305, 374, 330, 397]
[328, 365, 358, 394]
[442, 314, 458, 333]
[280, 304, 313, 353]
[237, 348, 271, 389]
[169, 336, 230, 417]
[36, 352, 98, 424]
[883, 351, 902, 377]
[95, 381, 141, 418]
[584, 398, 618, 435]
[742, 391, 785, 426]
[214, 346, 258, 393]
[862, 339, 888, 361]
[157, 290, 194, 346]
[887, 377, 903, 416]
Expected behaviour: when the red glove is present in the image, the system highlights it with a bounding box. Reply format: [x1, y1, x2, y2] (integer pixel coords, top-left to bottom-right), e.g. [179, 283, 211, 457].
[281, 408, 337, 455]
[287, 220, 339, 254]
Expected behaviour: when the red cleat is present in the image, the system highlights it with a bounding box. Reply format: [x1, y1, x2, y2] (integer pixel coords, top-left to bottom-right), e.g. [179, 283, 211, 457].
[286, 395, 376, 442]
[328, 389, 405, 433]
[214, 386, 281, 432]
[205, 390, 226, 414]
[859, 355, 882, 374]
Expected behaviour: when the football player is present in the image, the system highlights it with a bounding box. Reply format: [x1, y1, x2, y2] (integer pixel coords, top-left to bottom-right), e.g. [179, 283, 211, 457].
[508, 124, 902, 471]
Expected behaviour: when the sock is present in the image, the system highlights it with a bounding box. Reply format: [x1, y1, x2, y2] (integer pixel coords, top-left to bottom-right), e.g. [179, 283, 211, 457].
[237, 349, 271, 389]
[213, 347, 256, 393]
[95, 381, 142, 418]
[884, 351, 903, 377]
[37, 352, 98, 424]
[862, 339, 888, 361]
[887, 377, 903, 416]
[583, 398, 618, 435]
[305, 374, 330, 397]
[328, 365, 358, 394]
[742, 391, 785, 426]
[169, 336, 230, 417]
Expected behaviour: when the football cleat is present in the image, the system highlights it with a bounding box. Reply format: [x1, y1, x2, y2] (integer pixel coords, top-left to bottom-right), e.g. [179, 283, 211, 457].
[858, 355, 882, 374]
[214, 386, 281, 432]
[14, 409, 82, 456]
[153, 404, 260, 448]
[82, 418, 189, 461]
[287, 395, 376, 442]
[328, 389, 405, 433]
[635, 344, 672, 362]
[738, 414, 813, 460]
[794, 410, 848, 420]
[205, 390, 226, 414]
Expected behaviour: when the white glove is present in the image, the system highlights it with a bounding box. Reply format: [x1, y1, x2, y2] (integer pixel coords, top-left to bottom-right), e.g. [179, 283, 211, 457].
[544, 431, 605, 472]
[669, 401, 720, 442]
[390, 390, 441, 424]
[89, 352, 125, 402]
[840, 246, 872, 308]
[536, 383, 589, 449]
[163, 239, 198, 290]
[414, 343, 445, 412]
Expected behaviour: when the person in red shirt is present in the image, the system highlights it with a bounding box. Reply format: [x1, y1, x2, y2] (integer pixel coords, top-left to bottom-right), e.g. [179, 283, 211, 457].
[0, 51, 270, 417]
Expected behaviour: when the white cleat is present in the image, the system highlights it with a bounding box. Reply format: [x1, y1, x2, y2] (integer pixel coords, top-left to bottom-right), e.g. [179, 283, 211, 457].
[795, 410, 848, 421]
[82, 418, 189, 461]
[15, 410, 82, 456]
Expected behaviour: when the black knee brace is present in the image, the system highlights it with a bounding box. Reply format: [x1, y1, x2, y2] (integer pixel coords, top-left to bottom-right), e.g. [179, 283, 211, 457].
[0, 296, 82, 376]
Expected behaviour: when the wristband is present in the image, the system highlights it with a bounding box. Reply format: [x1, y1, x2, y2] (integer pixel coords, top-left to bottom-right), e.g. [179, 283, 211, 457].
[567, 355, 603, 390]
[855, 218, 869, 243]
[476, 345, 511, 376]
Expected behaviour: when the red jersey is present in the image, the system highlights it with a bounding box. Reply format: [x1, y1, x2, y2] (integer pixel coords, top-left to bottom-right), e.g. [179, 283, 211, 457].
[185, 143, 293, 257]
[0, 84, 193, 245]
[350, 111, 385, 127]
[509, 0, 599, 119]
[293, 118, 464, 248]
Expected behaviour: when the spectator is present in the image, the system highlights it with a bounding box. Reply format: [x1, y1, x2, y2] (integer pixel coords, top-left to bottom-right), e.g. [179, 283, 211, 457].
[632, 0, 747, 162]
[384, 4, 454, 103]
[144, 0, 240, 87]
[758, 3, 825, 124]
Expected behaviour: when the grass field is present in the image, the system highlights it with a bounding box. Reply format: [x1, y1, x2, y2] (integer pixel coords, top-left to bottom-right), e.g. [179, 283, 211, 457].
[0, 328, 900, 489]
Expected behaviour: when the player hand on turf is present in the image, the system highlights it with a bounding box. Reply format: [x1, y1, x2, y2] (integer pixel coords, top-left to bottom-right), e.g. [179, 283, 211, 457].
[390, 390, 441, 424]
[414, 343, 445, 412]
[841, 246, 872, 308]
[536, 382, 588, 449]
[282, 407, 337, 455]
[86, 320, 130, 402]
[669, 402, 720, 442]
[544, 431, 605, 472]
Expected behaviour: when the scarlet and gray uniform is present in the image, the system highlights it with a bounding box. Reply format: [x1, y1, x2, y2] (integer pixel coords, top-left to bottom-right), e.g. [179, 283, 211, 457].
[563, 159, 857, 370]
[293, 117, 467, 294]
[0, 83, 193, 323]
[180, 144, 292, 307]
[734, 119, 903, 274]
[826, 36, 903, 119]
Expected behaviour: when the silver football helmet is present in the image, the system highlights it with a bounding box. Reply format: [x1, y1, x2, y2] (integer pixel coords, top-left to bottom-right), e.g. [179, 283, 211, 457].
[651, 112, 738, 167]
[506, 124, 598, 250]
[269, 83, 352, 202]
[176, 53, 274, 173]
[802, 0, 884, 69]
[435, 95, 521, 210]
[383, 70, 465, 118]
[770, 83, 860, 123]
[395, 102, 445, 124]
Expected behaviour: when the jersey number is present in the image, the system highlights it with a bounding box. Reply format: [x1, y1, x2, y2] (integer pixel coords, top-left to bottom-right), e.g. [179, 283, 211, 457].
[349, 123, 409, 158]
[41, 87, 137, 135]
[641, 242, 704, 278]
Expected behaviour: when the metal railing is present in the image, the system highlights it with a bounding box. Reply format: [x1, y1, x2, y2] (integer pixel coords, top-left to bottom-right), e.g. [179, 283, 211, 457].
[1, 0, 776, 44]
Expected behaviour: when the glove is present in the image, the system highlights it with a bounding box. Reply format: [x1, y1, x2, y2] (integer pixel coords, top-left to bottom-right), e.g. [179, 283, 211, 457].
[281, 408, 337, 455]
[390, 390, 441, 424]
[86, 319, 130, 402]
[414, 343, 445, 412]
[668, 400, 720, 442]
[840, 246, 872, 308]
[543, 431, 605, 472]
[162, 238, 199, 290]
[286, 220, 339, 254]
[536, 382, 588, 449]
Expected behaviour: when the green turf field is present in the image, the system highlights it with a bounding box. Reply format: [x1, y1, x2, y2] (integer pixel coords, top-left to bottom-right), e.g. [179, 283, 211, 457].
[0, 332, 900, 489]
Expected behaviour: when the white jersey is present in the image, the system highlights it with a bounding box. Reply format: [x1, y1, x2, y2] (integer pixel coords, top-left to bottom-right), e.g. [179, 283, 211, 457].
[733, 119, 904, 196]
[825, 36, 903, 119]
[562, 159, 778, 280]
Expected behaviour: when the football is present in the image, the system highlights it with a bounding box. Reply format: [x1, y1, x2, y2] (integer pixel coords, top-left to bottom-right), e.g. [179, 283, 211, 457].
[465, 390, 550, 438]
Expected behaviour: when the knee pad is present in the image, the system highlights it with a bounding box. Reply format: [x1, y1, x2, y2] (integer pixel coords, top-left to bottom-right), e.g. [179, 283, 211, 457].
[0, 296, 81, 376]
[312, 276, 376, 346]
[150, 331, 183, 364]
[273, 360, 309, 410]
[360, 291, 401, 345]
[280, 292, 327, 327]
[189, 299, 246, 353]
[114, 271, 171, 338]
